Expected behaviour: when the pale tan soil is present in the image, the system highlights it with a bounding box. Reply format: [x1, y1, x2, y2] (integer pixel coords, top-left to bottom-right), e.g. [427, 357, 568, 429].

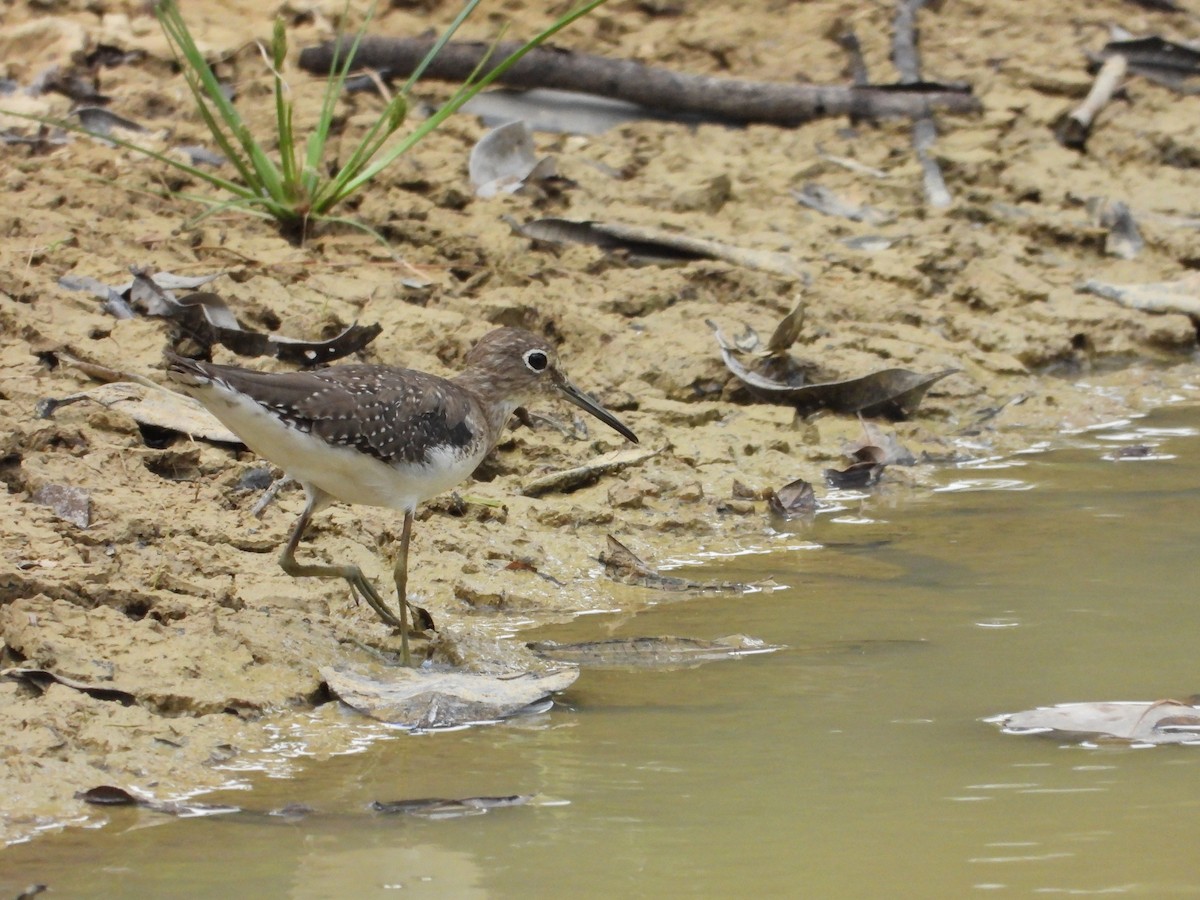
[1, 0, 1199, 845]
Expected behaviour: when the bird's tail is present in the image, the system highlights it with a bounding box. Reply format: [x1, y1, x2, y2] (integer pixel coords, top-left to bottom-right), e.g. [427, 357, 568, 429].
[163, 351, 214, 388]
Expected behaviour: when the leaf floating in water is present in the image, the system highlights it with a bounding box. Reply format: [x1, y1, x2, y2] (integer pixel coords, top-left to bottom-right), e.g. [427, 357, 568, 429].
[990, 698, 1200, 745]
[528, 635, 781, 669]
[320, 665, 578, 730]
[600, 535, 753, 592]
[709, 320, 956, 419]
[767, 478, 817, 520]
[371, 795, 532, 819]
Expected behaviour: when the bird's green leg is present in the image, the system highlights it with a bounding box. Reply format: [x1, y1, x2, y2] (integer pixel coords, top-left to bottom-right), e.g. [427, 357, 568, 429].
[390, 510, 415, 667]
[279, 497, 405, 633]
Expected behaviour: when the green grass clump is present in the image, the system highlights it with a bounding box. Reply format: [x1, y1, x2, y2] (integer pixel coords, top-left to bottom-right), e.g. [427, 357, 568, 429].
[153, 0, 605, 240]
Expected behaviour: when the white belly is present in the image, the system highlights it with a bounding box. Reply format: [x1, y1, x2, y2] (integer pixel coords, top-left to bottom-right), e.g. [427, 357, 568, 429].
[195, 384, 487, 511]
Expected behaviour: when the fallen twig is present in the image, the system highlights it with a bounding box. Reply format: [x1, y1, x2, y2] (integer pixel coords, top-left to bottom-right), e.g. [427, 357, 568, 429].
[892, 0, 952, 208]
[298, 37, 981, 127]
[1056, 54, 1128, 150]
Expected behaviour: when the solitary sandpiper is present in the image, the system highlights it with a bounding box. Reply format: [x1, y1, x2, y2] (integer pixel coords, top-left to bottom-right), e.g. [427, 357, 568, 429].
[167, 327, 638, 666]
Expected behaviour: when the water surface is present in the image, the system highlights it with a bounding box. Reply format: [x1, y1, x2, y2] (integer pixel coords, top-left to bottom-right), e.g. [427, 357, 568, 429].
[5, 406, 1200, 898]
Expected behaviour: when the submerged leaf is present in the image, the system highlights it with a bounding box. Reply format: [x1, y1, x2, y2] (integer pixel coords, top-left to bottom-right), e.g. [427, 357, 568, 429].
[371, 795, 531, 818]
[528, 635, 780, 669]
[600, 535, 753, 592]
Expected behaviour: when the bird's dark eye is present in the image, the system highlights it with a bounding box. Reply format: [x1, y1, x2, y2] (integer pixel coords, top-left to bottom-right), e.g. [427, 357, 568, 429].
[524, 350, 549, 372]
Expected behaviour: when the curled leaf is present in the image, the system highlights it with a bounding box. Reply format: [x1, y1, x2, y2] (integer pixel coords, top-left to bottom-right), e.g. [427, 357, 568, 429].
[767, 478, 816, 520]
[468, 120, 556, 198]
[710, 320, 956, 419]
[59, 268, 382, 364]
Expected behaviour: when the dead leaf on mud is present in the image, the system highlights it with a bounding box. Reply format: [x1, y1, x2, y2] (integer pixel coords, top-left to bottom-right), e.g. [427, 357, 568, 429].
[320, 664, 579, 729]
[600, 535, 754, 592]
[28, 483, 91, 528]
[468, 120, 558, 198]
[3, 667, 134, 705]
[767, 478, 817, 520]
[77, 785, 241, 817]
[37, 381, 240, 444]
[1096, 35, 1200, 92]
[370, 795, 532, 819]
[510, 217, 806, 279]
[58, 268, 382, 364]
[528, 634, 781, 669]
[1087, 197, 1144, 259]
[1078, 272, 1200, 317]
[710, 320, 957, 418]
[521, 446, 659, 497]
[792, 184, 895, 225]
[990, 698, 1200, 745]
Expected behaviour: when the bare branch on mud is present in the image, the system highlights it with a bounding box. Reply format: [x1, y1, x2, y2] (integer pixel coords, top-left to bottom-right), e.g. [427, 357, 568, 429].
[891, 0, 952, 208]
[1055, 54, 1128, 150]
[298, 37, 981, 127]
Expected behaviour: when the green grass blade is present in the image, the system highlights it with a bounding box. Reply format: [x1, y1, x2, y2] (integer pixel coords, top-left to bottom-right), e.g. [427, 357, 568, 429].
[156, 0, 287, 201]
[400, 0, 486, 95]
[336, 0, 607, 200]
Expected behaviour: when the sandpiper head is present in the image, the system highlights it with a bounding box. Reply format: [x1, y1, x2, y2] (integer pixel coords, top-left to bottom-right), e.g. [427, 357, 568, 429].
[463, 328, 638, 444]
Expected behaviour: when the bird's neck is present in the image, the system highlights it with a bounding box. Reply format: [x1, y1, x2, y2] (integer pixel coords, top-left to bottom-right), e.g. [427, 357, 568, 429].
[453, 368, 523, 449]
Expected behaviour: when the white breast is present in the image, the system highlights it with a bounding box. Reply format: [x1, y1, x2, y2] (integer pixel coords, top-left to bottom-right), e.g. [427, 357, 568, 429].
[195, 383, 489, 511]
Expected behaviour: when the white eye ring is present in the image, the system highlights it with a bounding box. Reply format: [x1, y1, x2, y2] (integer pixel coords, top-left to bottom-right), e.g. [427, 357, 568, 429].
[524, 349, 549, 372]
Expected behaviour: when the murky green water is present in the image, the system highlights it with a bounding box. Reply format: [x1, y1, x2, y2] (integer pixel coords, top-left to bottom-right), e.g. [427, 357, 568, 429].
[6, 406, 1200, 898]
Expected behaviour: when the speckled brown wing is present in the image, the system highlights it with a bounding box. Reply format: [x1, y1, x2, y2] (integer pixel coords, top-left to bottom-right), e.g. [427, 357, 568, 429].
[178, 360, 479, 465]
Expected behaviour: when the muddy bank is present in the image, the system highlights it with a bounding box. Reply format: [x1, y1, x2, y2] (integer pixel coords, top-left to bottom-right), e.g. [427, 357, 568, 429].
[2, 0, 1199, 845]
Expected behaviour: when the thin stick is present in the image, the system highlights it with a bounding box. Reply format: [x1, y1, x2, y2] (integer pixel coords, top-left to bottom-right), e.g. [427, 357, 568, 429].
[1055, 54, 1128, 151]
[299, 37, 982, 126]
[891, 0, 952, 208]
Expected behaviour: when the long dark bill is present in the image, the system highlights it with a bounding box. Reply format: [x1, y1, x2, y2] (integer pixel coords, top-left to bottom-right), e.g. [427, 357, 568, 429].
[555, 376, 638, 444]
